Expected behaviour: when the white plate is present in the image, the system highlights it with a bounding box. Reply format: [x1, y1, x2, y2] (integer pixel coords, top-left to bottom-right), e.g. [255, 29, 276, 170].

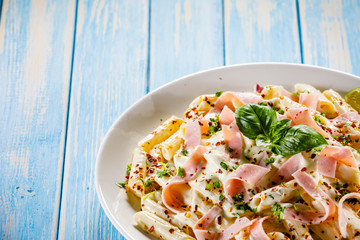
[95, 63, 360, 240]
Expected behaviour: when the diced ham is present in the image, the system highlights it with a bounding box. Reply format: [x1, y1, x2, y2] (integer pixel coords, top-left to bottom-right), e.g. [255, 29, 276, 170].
[284, 170, 335, 224]
[249, 217, 270, 240]
[222, 121, 243, 158]
[162, 146, 207, 212]
[193, 205, 222, 240]
[224, 164, 270, 202]
[185, 119, 201, 149]
[332, 112, 360, 126]
[219, 105, 235, 126]
[338, 193, 360, 238]
[217, 217, 254, 240]
[299, 93, 319, 110]
[286, 108, 331, 139]
[270, 153, 303, 185]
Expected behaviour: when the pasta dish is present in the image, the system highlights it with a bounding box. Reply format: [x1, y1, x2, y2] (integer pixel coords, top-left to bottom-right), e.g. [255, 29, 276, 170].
[118, 84, 360, 240]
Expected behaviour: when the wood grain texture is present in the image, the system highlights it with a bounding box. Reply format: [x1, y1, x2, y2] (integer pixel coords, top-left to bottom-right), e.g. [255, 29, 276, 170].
[299, 0, 360, 76]
[57, 0, 149, 239]
[225, 0, 301, 64]
[149, 0, 224, 90]
[0, 0, 75, 239]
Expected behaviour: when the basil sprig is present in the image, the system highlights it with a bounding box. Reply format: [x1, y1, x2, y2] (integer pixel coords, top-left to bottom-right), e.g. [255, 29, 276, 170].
[235, 104, 327, 157]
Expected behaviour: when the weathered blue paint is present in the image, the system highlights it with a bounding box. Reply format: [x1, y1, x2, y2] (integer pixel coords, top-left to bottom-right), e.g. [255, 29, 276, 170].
[1, 0, 360, 239]
[57, 0, 149, 239]
[0, 0, 76, 239]
[149, 0, 224, 90]
[225, 0, 301, 64]
[299, 0, 360, 76]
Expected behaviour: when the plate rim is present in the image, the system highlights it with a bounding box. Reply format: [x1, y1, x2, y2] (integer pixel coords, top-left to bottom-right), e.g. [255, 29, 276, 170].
[95, 62, 360, 239]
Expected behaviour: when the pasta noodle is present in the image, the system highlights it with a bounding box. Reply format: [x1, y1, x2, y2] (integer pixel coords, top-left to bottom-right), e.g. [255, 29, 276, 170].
[119, 84, 360, 240]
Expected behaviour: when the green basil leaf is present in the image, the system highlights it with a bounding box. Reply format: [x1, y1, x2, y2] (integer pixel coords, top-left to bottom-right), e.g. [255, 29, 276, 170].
[235, 104, 276, 140]
[256, 134, 272, 148]
[275, 124, 328, 157]
[269, 119, 291, 143]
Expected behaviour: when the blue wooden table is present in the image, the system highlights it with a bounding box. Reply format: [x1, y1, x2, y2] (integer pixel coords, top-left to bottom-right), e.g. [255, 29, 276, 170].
[1, 0, 359, 239]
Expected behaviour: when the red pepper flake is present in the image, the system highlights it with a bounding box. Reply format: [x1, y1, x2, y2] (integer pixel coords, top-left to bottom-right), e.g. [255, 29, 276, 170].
[169, 228, 175, 234]
[148, 226, 154, 232]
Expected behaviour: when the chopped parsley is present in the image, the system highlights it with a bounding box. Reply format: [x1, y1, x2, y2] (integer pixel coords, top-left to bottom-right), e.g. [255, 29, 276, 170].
[156, 163, 172, 178]
[213, 181, 221, 188]
[177, 166, 184, 178]
[296, 189, 305, 203]
[227, 147, 234, 153]
[269, 194, 275, 199]
[263, 157, 275, 166]
[232, 193, 244, 202]
[215, 91, 224, 97]
[313, 147, 323, 153]
[181, 150, 188, 156]
[314, 115, 323, 125]
[232, 212, 241, 218]
[344, 122, 351, 127]
[116, 181, 128, 188]
[205, 183, 212, 191]
[320, 112, 326, 117]
[271, 203, 285, 222]
[126, 164, 131, 176]
[220, 162, 228, 171]
[208, 115, 221, 134]
[219, 193, 225, 201]
[144, 180, 155, 187]
[292, 92, 300, 97]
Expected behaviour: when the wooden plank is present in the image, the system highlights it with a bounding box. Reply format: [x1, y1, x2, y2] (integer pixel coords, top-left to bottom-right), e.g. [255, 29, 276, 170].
[299, 0, 360, 76]
[57, 0, 149, 239]
[0, 0, 75, 239]
[149, 0, 224, 90]
[225, 0, 301, 64]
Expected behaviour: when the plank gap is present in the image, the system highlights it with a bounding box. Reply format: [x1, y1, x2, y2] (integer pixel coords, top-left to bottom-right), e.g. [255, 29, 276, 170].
[55, 0, 80, 239]
[295, 0, 304, 64]
[146, 0, 152, 94]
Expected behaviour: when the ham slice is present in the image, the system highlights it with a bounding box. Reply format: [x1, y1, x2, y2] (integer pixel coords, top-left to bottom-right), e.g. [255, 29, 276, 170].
[217, 217, 254, 240]
[222, 121, 243, 158]
[185, 119, 201, 149]
[211, 92, 263, 113]
[284, 170, 335, 224]
[219, 105, 235, 126]
[249, 217, 270, 240]
[338, 193, 360, 238]
[270, 153, 303, 185]
[318, 146, 357, 178]
[278, 86, 298, 102]
[162, 146, 207, 212]
[193, 205, 222, 240]
[286, 108, 331, 139]
[332, 112, 360, 126]
[224, 164, 270, 202]
[299, 93, 319, 110]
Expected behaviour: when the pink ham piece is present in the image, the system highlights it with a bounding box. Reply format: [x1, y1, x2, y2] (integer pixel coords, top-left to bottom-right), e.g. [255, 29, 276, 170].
[338, 192, 360, 238]
[278, 86, 298, 102]
[162, 146, 207, 213]
[199, 119, 209, 134]
[224, 164, 270, 202]
[317, 146, 357, 179]
[286, 108, 331, 139]
[249, 217, 270, 240]
[299, 93, 319, 110]
[284, 170, 335, 224]
[222, 121, 243, 158]
[332, 112, 360, 126]
[185, 119, 201, 149]
[193, 205, 222, 240]
[211, 92, 263, 113]
[219, 105, 235, 126]
[270, 153, 303, 185]
[217, 217, 254, 240]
